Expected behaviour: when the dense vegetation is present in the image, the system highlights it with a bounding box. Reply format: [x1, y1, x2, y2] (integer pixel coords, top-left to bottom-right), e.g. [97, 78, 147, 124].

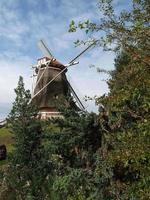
[0, 0, 149, 199]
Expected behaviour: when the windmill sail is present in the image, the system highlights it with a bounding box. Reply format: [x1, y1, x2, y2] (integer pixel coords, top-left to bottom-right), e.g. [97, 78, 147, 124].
[66, 79, 85, 110]
[38, 40, 54, 59]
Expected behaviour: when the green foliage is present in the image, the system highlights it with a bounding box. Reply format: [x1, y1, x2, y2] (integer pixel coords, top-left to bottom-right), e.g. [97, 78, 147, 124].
[67, 0, 150, 199]
[69, 0, 150, 66]
[96, 49, 150, 199]
[44, 109, 106, 199]
[47, 53, 149, 198]
[0, 77, 51, 200]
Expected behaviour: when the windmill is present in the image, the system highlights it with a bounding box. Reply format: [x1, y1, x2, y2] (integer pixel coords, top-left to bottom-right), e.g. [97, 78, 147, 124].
[31, 39, 94, 119]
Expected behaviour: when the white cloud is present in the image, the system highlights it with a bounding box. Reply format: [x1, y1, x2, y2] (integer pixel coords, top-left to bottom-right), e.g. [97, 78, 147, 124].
[0, 1, 29, 45]
[0, 55, 32, 104]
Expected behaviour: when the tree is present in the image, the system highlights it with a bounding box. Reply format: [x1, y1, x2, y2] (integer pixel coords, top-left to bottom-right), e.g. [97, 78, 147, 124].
[44, 107, 103, 200]
[69, 0, 150, 66]
[0, 77, 51, 200]
[68, 0, 150, 199]
[97, 51, 150, 199]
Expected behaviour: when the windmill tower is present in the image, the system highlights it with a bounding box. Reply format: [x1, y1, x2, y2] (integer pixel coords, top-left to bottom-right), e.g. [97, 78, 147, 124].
[31, 40, 94, 119]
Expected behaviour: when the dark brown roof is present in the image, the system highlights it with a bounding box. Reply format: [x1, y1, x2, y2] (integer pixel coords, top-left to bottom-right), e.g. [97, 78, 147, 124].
[49, 59, 65, 70]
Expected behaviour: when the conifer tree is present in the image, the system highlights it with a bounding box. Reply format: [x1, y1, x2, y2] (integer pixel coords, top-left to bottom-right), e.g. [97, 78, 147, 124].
[2, 76, 50, 200]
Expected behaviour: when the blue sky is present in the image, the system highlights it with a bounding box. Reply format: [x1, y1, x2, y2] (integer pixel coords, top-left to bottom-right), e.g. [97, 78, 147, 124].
[0, 0, 131, 119]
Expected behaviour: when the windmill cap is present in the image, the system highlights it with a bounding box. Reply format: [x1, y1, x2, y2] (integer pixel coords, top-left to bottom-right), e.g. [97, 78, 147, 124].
[37, 57, 66, 70]
[50, 59, 66, 70]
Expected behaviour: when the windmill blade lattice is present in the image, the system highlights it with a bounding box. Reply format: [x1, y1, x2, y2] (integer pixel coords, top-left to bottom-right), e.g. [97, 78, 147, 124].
[66, 79, 85, 111]
[38, 39, 54, 59]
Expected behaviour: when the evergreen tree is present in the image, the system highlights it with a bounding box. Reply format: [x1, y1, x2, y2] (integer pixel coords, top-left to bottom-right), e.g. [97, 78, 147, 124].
[1, 76, 51, 200]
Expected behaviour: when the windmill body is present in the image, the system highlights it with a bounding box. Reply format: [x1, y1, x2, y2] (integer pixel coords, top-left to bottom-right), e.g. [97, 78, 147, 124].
[33, 57, 71, 119]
